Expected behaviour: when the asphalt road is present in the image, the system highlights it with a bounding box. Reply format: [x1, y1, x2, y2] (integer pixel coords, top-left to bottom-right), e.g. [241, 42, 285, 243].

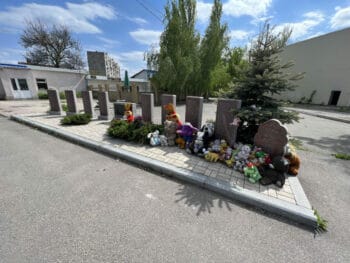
[0, 116, 349, 262]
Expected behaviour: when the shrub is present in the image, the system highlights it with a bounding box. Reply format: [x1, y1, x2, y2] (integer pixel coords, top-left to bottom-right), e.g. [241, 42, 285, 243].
[38, 92, 48, 99]
[333, 153, 350, 160]
[61, 104, 68, 112]
[76, 91, 82, 98]
[61, 113, 92, 125]
[59, 91, 66, 100]
[108, 119, 164, 144]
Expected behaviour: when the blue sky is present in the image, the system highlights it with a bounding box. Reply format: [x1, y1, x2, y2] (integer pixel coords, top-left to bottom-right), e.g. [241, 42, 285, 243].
[0, 0, 350, 75]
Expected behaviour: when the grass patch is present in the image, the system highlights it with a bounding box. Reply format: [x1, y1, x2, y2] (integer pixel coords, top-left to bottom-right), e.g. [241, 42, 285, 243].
[333, 153, 350, 160]
[59, 91, 66, 100]
[38, 91, 48, 99]
[61, 113, 92, 125]
[313, 209, 328, 234]
[289, 138, 308, 151]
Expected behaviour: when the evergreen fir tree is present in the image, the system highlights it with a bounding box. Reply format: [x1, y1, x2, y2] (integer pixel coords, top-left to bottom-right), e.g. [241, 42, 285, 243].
[230, 22, 304, 143]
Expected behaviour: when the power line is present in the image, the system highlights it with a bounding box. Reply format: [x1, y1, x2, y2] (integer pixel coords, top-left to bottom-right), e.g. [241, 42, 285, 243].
[135, 0, 163, 23]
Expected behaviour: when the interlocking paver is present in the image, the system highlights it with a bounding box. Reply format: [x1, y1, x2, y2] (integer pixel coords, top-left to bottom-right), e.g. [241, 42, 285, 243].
[21, 113, 298, 205]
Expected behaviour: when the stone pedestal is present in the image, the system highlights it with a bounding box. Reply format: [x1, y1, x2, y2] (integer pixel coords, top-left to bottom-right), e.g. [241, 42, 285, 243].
[98, 91, 110, 120]
[161, 94, 176, 124]
[47, 89, 62, 115]
[114, 102, 136, 120]
[185, 96, 203, 129]
[140, 93, 154, 123]
[81, 90, 95, 118]
[65, 90, 78, 116]
[215, 99, 242, 146]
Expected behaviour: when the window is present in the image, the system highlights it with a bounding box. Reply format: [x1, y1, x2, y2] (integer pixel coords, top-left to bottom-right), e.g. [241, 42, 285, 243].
[36, 78, 48, 89]
[18, 79, 29, 90]
[11, 78, 18, 90]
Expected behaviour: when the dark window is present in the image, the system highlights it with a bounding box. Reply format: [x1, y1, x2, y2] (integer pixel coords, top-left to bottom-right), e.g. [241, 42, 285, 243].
[328, 90, 341, 106]
[11, 78, 18, 90]
[36, 78, 48, 89]
[18, 79, 29, 90]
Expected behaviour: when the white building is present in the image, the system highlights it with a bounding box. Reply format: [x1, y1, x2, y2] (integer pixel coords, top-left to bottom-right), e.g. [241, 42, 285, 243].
[0, 63, 87, 100]
[277, 27, 350, 106]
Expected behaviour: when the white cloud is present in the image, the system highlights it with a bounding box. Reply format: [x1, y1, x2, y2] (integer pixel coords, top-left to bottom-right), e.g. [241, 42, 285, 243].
[111, 51, 146, 75]
[275, 11, 325, 41]
[229, 30, 254, 40]
[197, 1, 213, 24]
[330, 6, 350, 29]
[97, 37, 120, 45]
[223, 0, 272, 18]
[0, 48, 25, 64]
[129, 29, 162, 45]
[0, 2, 116, 34]
[133, 17, 148, 25]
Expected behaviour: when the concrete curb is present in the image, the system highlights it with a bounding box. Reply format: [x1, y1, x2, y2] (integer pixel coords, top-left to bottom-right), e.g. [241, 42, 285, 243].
[10, 114, 318, 229]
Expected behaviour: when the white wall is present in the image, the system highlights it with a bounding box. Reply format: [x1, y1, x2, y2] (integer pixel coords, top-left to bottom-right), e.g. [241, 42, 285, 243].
[31, 70, 86, 93]
[277, 28, 350, 106]
[0, 68, 36, 99]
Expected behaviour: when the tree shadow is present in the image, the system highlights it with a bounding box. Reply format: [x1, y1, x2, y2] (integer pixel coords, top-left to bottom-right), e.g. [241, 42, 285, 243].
[296, 134, 350, 154]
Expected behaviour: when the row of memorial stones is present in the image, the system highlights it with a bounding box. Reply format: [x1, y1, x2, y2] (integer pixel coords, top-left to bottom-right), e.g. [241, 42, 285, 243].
[47, 89, 242, 145]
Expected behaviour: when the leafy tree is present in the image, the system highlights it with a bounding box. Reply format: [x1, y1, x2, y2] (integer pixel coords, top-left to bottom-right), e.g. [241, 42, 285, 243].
[224, 47, 249, 81]
[198, 0, 228, 98]
[20, 20, 83, 69]
[229, 22, 304, 143]
[152, 0, 200, 99]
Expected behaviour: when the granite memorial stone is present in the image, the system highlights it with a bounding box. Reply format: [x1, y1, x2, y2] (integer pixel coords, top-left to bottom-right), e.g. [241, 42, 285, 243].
[65, 90, 78, 116]
[185, 96, 203, 129]
[215, 98, 242, 147]
[47, 89, 62, 115]
[140, 93, 154, 123]
[81, 90, 95, 117]
[254, 119, 288, 157]
[98, 91, 110, 120]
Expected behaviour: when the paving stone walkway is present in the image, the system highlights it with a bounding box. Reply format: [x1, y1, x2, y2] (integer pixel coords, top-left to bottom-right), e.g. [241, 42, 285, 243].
[23, 113, 298, 205]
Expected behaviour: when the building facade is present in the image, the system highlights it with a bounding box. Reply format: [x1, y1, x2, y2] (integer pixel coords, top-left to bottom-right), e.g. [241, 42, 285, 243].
[87, 51, 120, 80]
[276, 28, 350, 106]
[0, 63, 87, 100]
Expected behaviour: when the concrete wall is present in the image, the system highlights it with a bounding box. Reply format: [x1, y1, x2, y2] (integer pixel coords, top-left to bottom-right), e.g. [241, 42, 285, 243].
[31, 69, 86, 92]
[0, 78, 6, 99]
[276, 28, 350, 106]
[0, 68, 36, 99]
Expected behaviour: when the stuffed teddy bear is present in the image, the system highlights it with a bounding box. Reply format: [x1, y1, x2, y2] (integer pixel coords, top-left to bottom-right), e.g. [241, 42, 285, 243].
[124, 103, 134, 123]
[259, 156, 289, 188]
[147, 130, 161, 146]
[164, 103, 182, 128]
[285, 151, 301, 175]
[164, 120, 177, 146]
[175, 137, 186, 149]
[204, 151, 219, 162]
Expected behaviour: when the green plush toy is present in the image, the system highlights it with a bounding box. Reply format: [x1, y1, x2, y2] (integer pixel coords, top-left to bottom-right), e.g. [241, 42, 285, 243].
[243, 162, 262, 184]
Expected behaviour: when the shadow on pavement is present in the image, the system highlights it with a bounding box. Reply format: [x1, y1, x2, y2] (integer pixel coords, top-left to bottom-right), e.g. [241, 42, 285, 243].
[296, 134, 350, 154]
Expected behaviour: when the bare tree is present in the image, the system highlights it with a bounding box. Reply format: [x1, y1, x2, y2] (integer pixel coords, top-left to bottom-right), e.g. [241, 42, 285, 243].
[20, 20, 84, 69]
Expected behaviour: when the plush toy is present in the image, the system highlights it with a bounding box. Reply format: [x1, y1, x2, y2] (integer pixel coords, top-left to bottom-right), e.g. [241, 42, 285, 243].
[159, 135, 168, 146]
[236, 145, 251, 161]
[147, 130, 161, 146]
[244, 162, 262, 183]
[205, 151, 219, 162]
[259, 156, 289, 188]
[177, 122, 198, 149]
[164, 103, 182, 128]
[234, 160, 245, 172]
[285, 151, 301, 175]
[164, 120, 177, 146]
[199, 123, 215, 149]
[209, 139, 221, 153]
[175, 137, 186, 149]
[124, 103, 134, 123]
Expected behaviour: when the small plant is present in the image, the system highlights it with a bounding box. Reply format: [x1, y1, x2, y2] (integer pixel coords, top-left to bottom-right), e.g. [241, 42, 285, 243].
[333, 153, 350, 160]
[61, 113, 92, 125]
[38, 91, 48, 99]
[76, 91, 82, 98]
[59, 91, 66, 100]
[61, 104, 68, 112]
[313, 209, 328, 234]
[108, 119, 164, 144]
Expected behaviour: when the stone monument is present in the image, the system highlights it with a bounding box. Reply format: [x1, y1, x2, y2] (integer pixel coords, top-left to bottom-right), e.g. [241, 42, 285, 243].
[161, 94, 176, 124]
[81, 90, 95, 118]
[98, 91, 110, 120]
[64, 90, 78, 116]
[254, 119, 288, 157]
[47, 89, 62, 115]
[140, 93, 154, 123]
[185, 96, 203, 129]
